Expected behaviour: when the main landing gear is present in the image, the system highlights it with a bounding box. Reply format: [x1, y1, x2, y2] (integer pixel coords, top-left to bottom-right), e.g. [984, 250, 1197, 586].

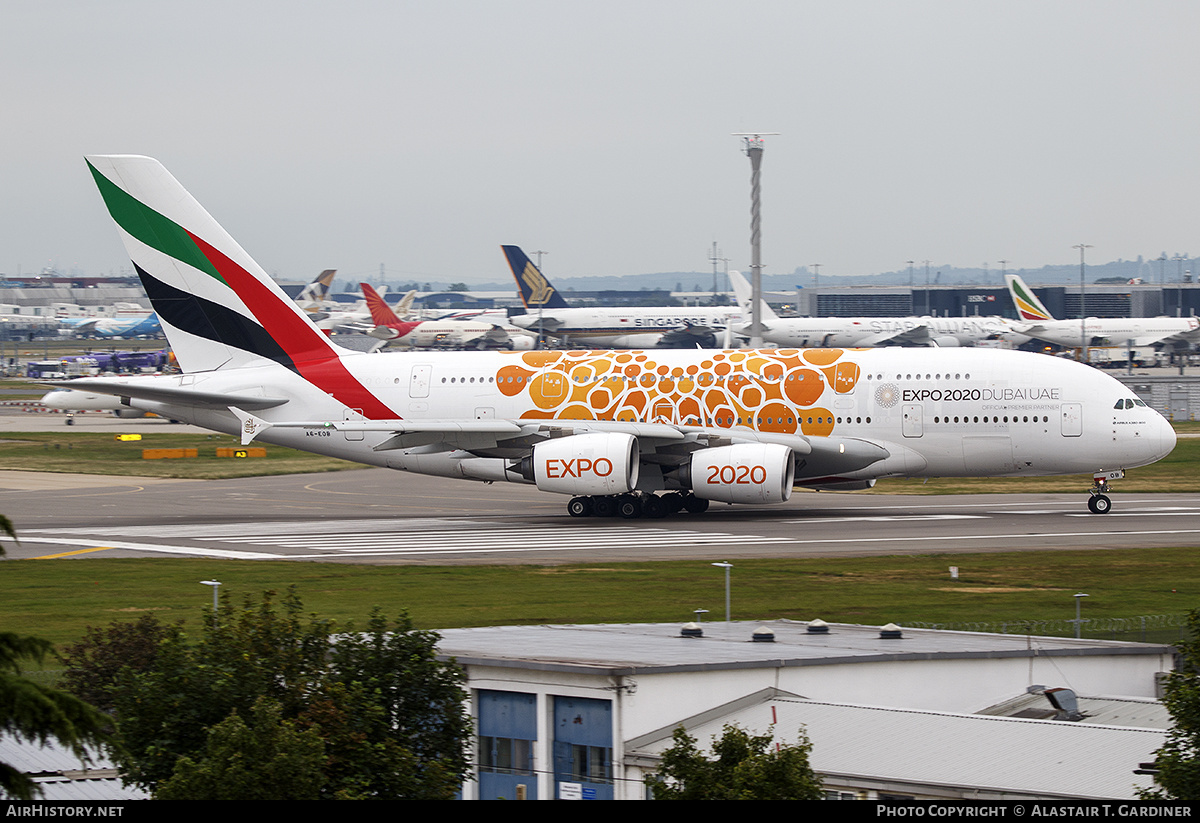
[567, 492, 710, 519]
[1087, 471, 1121, 514]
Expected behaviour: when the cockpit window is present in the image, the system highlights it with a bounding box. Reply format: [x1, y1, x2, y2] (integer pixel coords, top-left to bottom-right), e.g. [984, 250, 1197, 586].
[1114, 398, 1145, 410]
[1134, 399, 1147, 407]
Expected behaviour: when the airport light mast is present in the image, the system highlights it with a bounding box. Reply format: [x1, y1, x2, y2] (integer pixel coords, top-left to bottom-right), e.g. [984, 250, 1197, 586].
[1074, 243, 1092, 362]
[733, 133, 778, 347]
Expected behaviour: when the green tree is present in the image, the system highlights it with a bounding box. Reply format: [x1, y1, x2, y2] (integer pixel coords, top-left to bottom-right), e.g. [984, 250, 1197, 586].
[1140, 610, 1200, 799]
[0, 518, 112, 801]
[646, 724, 823, 800]
[154, 697, 326, 800]
[60, 588, 472, 799]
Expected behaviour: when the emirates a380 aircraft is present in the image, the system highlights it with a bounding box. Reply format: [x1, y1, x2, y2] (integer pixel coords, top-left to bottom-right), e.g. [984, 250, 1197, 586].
[66, 156, 1175, 518]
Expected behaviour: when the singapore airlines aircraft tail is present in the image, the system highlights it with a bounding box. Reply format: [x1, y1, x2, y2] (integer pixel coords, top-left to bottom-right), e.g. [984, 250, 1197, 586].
[1005, 274, 1056, 322]
[502, 245, 572, 310]
[75, 156, 1176, 520]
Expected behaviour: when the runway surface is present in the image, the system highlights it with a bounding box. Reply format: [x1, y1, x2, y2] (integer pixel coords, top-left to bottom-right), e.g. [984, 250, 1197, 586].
[4, 467, 1199, 565]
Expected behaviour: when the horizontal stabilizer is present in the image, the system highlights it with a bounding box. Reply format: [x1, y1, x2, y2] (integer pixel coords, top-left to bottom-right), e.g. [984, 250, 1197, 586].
[52, 379, 289, 411]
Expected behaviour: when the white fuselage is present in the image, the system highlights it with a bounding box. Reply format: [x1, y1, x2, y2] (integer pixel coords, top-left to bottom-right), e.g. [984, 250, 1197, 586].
[508, 307, 743, 347]
[1017, 317, 1200, 350]
[747, 315, 1022, 348]
[113, 347, 1175, 489]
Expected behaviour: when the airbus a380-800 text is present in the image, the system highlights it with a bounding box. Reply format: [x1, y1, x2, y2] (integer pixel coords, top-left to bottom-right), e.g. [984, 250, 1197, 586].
[65, 156, 1175, 519]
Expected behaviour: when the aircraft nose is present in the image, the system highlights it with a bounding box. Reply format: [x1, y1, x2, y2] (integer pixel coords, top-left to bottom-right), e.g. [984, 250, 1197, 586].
[1157, 414, 1178, 461]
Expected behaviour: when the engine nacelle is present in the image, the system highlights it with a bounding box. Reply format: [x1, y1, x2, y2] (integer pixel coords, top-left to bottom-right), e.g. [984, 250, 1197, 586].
[532, 432, 639, 496]
[686, 443, 795, 504]
[930, 336, 961, 347]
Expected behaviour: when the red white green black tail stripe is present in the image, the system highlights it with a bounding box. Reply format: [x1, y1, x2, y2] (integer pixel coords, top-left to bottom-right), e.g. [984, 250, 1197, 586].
[85, 155, 398, 419]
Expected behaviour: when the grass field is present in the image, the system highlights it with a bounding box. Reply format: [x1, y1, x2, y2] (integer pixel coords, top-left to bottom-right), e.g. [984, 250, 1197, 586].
[5, 548, 1199, 648]
[0, 430, 365, 479]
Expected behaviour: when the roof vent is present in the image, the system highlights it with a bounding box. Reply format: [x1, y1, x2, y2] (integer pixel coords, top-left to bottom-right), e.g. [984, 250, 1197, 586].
[1045, 687, 1085, 722]
[879, 623, 903, 639]
[680, 622, 703, 638]
[752, 626, 775, 642]
[806, 619, 830, 634]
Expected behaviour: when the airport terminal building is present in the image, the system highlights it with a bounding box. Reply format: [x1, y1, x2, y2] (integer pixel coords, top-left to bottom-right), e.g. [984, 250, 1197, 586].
[440, 620, 1174, 801]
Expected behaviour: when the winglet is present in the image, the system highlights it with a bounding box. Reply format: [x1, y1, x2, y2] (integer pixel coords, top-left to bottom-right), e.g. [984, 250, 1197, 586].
[229, 406, 272, 445]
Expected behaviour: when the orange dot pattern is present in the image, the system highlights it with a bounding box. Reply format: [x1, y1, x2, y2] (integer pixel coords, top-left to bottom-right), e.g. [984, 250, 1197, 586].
[499, 348, 860, 436]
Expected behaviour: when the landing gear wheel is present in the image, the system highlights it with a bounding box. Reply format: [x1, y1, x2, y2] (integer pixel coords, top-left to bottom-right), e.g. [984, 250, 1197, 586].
[617, 495, 643, 519]
[592, 496, 616, 517]
[662, 492, 685, 514]
[1087, 494, 1112, 514]
[641, 494, 667, 519]
[567, 496, 593, 518]
[682, 494, 709, 514]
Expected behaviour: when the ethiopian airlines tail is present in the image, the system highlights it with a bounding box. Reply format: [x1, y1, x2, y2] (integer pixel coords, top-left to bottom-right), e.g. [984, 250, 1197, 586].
[501, 245, 571, 310]
[1004, 274, 1056, 322]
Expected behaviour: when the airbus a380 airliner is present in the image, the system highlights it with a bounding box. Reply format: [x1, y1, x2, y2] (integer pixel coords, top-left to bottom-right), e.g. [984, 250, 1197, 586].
[67, 156, 1174, 519]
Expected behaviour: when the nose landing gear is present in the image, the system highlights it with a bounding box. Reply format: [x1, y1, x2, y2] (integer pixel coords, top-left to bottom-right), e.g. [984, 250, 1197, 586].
[1087, 471, 1122, 514]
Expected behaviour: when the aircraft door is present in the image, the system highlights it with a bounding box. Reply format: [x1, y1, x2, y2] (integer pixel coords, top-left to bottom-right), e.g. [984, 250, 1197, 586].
[902, 404, 924, 438]
[343, 408, 364, 441]
[409, 364, 432, 398]
[1060, 403, 1083, 437]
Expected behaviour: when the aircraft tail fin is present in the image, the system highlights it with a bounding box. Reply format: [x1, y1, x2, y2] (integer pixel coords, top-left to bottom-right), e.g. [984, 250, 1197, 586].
[297, 269, 337, 308]
[361, 282, 403, 327]
[728, 269, 779, 322]
[394, 289, 417, 318]
[501, 245, 571, 309]
[1005, 274, 1056, 322]
[83, 156, 398, 421]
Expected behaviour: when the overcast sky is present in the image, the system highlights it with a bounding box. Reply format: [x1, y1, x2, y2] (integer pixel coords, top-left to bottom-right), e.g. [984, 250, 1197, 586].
[3, 1, 1197, 286]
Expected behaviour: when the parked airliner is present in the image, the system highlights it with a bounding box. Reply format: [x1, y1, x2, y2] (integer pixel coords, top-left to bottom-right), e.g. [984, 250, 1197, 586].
[65, 156, 1175, 519]
[1006, 274, 1200, 351]
[360, 282, 535, 350]
[502, 245, 742, 349]
[730, 270, 1021, 348]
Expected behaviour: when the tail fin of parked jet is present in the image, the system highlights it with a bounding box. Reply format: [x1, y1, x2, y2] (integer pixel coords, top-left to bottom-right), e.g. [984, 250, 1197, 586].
[501, 245, 571, 310]
[361, 282, 404, 327]
[85, 155, 397, 417]
[297, 269, 337, 309]
[728, 269, 780, 323]
[1004, 274, 1056, 322]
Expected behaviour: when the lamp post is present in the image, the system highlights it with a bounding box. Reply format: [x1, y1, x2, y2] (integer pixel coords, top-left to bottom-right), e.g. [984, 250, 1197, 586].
[711, 562, 732, 625]
[200, 580, 221, 614]
[1074, 244, 1092, 362]
[1072, 592, 1089, 639]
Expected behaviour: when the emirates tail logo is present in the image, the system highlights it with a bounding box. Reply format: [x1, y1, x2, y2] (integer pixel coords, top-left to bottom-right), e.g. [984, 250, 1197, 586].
[522, 263, 555, 306]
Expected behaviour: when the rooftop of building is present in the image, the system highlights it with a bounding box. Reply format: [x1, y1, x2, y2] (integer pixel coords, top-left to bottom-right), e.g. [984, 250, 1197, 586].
[435, 619, 1175, 675]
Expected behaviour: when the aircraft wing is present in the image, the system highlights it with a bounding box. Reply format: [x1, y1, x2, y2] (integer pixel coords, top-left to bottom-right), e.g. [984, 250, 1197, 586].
[229, 410, 901, 480]
[854, 326, 924, 347]
[656, 324, 719, 348]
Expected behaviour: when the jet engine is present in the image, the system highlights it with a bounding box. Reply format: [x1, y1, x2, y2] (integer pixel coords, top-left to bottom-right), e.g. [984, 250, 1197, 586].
[683, 443, 795, 504]
[529, 432, 640, 496]
[930, 336, 961, 347]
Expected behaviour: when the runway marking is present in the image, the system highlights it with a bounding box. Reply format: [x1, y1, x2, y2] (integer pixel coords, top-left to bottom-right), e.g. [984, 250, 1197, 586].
[33, 546, 113, 559]
[17, 536, 285, 560]
[782, 514, 985, 524]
